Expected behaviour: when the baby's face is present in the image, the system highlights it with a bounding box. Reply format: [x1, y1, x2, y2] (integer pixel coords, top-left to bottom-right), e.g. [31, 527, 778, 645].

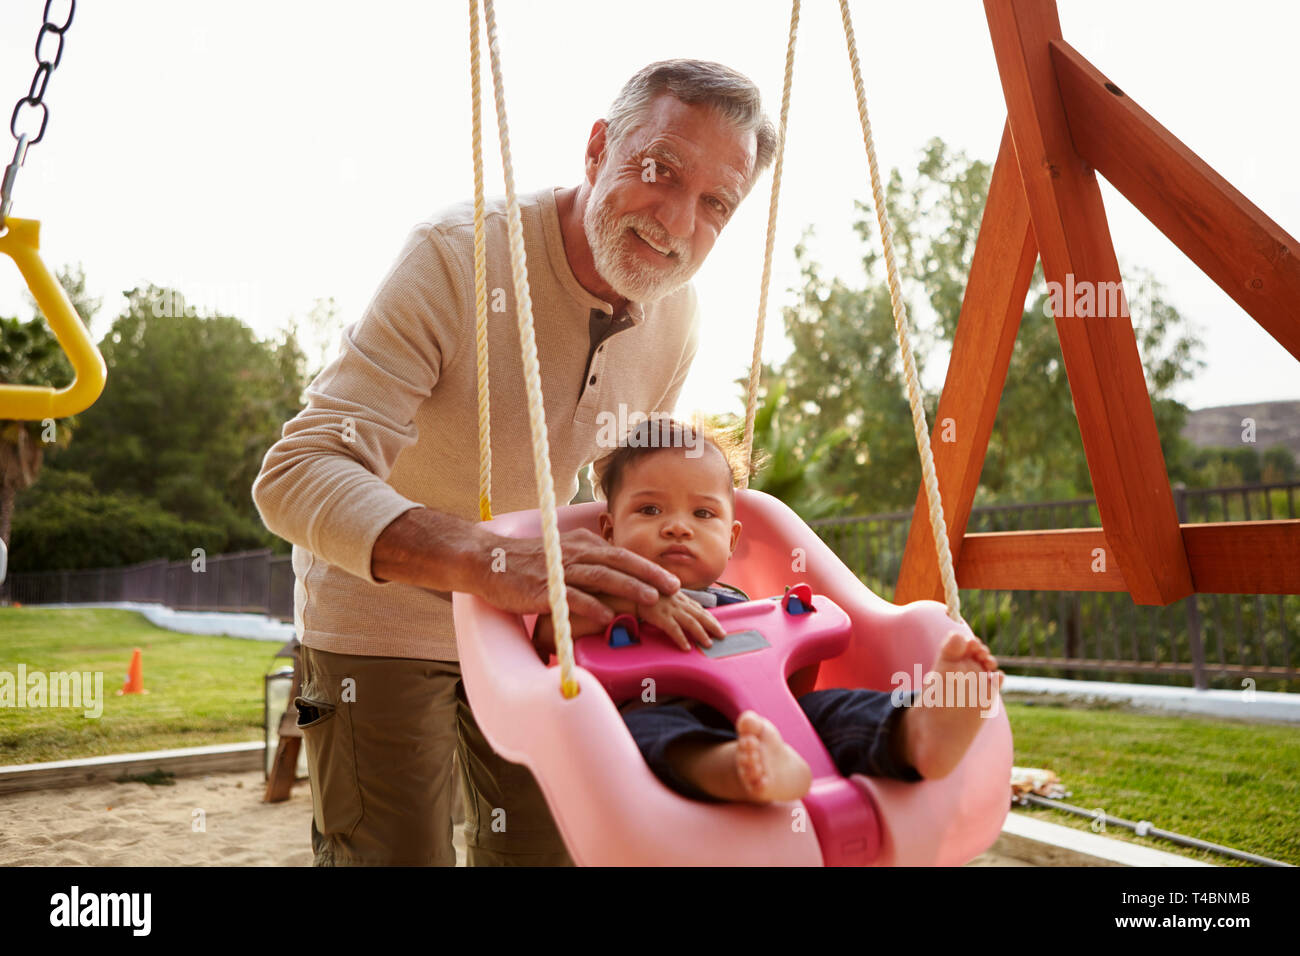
[600, 445, 742, 590]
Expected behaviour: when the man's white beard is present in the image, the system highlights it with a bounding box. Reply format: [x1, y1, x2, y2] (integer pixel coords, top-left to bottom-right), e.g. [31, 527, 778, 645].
[582, 179, 697, 304]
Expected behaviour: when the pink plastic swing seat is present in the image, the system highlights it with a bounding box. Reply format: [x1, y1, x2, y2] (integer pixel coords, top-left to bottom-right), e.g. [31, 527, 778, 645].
[575, 584, 882, 866]
[452, 488, 1013, 866]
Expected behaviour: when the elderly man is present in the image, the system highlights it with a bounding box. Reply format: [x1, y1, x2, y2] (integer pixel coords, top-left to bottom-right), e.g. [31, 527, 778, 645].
[253, 59, 776, 866]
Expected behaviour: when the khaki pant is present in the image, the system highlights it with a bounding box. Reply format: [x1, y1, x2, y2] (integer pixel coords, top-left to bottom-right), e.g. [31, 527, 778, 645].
[295, 645, 573, 866]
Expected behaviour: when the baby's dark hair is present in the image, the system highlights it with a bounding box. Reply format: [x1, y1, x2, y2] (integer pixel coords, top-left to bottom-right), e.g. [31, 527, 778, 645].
[596, 414, 766, 509]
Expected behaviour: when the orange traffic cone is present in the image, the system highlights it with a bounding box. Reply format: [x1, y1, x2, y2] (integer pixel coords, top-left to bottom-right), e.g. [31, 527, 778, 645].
[116, 648, 148, 695]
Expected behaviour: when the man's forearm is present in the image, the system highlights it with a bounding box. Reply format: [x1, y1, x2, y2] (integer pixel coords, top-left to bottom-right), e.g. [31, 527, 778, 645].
[370, 507, 488, 595]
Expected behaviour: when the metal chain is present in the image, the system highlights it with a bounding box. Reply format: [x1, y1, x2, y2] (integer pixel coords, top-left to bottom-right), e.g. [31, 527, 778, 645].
[2, 0, 77, 225]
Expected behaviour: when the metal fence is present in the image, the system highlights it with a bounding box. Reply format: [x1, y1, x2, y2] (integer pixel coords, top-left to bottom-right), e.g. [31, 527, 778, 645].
[4, 482, 1297, 690]
[3, 549, 295, 623]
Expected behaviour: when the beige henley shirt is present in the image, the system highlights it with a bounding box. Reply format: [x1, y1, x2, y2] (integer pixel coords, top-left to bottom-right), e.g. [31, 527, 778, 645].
[252, 186, 700, 661]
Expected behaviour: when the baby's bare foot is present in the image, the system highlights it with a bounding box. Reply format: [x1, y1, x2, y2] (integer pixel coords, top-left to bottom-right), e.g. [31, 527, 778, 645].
[733, 710, 812, 803]
[663, 712, 812, 804]
[899, 632, 1004, 780]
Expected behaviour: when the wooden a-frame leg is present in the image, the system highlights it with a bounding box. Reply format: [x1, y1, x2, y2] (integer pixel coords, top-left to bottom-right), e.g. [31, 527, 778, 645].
[895, 124, 1038, 604]
[986, 0, 1193, 605]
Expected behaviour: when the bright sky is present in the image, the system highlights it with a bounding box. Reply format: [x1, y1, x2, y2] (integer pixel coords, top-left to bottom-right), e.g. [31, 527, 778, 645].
[1, 0, 1296, 421]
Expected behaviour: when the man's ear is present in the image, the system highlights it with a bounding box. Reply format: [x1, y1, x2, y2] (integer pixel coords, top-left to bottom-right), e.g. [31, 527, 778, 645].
[586, 120, 610, 185]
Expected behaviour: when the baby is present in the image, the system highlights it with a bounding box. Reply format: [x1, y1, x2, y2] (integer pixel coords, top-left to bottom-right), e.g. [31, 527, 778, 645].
[533, 417, 1003, 804]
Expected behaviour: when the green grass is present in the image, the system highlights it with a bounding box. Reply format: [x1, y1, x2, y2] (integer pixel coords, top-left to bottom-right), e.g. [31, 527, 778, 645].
[2, 608, 1298, 866]
[0, 607, 270, 765]
[1004, 696, 1300, 866]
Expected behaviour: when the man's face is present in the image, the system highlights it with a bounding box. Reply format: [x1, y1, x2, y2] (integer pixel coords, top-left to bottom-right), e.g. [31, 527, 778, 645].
[583, 95, 755, 303]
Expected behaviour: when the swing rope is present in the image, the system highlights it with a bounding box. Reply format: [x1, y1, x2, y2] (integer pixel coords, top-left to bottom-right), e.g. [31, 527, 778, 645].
[836, 0, 961, 622]
[739, 0, 800, 492]
[469, 0, 581, 698]
[469, 0, 493, 524]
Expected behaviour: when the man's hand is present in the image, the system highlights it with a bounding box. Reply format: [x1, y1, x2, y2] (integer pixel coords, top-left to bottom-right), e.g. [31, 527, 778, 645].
[472, 526, 681, 627]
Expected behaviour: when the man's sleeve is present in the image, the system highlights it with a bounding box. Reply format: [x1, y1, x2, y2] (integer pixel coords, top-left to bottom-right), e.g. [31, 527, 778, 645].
[251, 222, 468, 584]
[590, 286, 701, 497]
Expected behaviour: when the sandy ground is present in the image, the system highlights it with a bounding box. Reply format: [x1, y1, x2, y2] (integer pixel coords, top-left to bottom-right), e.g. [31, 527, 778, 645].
[0, 770, 1022, 866]
[0, 772, 318, 867]
[0, 771, 466, 867]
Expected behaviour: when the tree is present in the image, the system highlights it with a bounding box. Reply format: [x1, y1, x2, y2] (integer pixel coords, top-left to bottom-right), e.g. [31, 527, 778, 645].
[709, 371, 855, 521]
[773, 137, 1206, 513]
[41, 285, 310, 560]
[773, 225, 932, 515]
[9, 469, 223, 571]
[291, 296, 343, 383]
[1181, 444, 1298, 488]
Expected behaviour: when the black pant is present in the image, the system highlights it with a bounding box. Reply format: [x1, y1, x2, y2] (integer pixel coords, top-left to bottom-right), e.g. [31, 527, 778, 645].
[621, 688, 922, 803]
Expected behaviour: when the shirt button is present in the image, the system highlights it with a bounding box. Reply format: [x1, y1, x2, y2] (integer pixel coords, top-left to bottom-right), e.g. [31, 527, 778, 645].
[589, 375, 597, 385]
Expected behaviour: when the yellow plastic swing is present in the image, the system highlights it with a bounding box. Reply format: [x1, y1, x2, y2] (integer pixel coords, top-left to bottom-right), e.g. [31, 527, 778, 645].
[0, 217, 106, 421]
[0, 1, 104, 585]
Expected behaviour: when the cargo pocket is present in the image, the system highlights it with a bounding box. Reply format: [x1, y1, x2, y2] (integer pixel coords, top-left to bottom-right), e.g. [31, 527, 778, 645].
[295, 690, 363, 838]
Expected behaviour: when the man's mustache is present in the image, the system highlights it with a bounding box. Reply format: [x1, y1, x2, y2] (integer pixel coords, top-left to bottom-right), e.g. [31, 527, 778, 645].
[618, 216, 682, 256]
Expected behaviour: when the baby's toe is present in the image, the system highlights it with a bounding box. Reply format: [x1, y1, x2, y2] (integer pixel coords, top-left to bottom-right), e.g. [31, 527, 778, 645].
[736, 711, 764, 736]
[736, 749, 763, 788]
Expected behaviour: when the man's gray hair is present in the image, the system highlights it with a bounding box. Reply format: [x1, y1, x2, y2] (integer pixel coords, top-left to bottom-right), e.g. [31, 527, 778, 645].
[604, 59, 777, 194]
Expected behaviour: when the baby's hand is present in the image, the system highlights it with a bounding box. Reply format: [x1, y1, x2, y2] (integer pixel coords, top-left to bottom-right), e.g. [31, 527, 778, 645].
[638, 590, 726, 652]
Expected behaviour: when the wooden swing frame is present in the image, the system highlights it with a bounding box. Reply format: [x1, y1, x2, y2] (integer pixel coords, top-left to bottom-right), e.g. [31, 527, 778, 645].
[896, 0, 1300, 607]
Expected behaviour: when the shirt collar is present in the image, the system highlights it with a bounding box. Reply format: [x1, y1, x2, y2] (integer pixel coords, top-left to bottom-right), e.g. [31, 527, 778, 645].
[615, 300, 646, 324]
[587, 293, 645, 326]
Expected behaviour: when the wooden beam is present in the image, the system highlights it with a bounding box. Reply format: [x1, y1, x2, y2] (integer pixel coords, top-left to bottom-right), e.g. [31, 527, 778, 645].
[955, 520, 1300, 595]
[1182, 520, 1300, 595]
[985, 0, 1193, 605]
[895, 124, 1038, 603]
[957, 527, 1121, 592]
[0, 742, 265, 796]
[1051, 39, 1300, 362]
